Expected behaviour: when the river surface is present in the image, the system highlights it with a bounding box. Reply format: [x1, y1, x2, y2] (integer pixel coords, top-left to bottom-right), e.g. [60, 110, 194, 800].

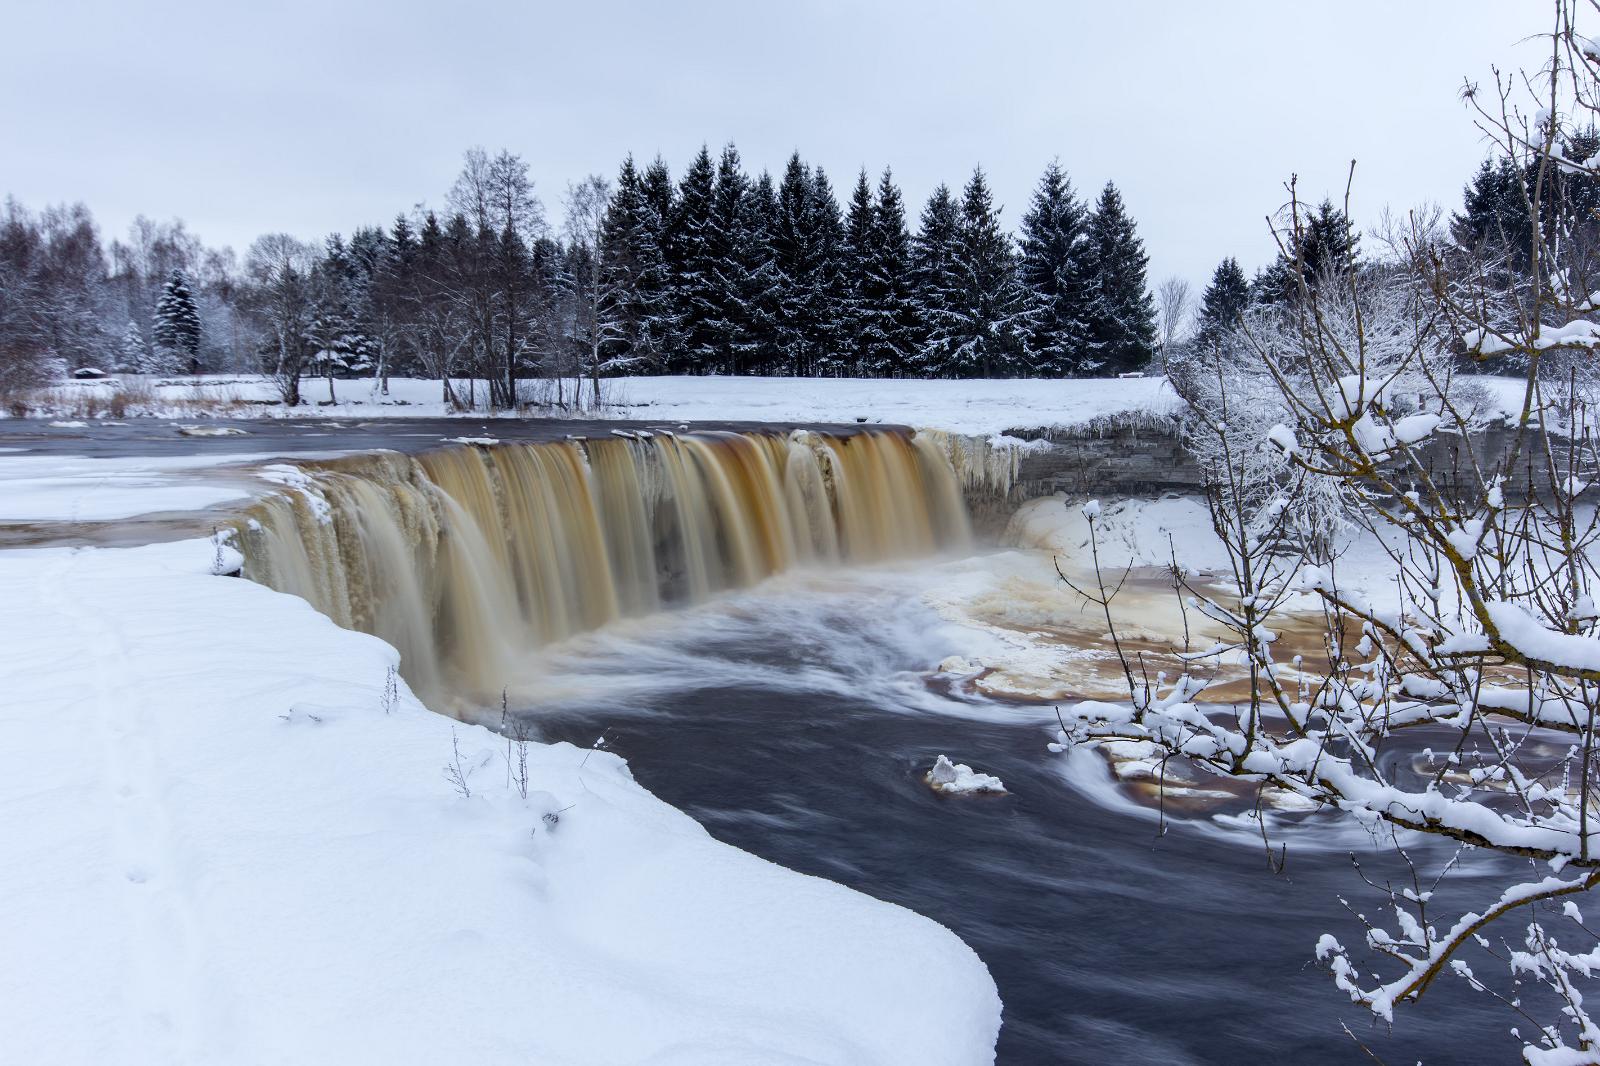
[521, 555, 1526, 1065]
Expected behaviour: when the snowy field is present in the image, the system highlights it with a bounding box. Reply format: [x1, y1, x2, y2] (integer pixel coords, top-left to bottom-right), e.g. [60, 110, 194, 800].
[22, 372, 1184, 435]
[601, 375, 1186, 434]
[18, 370, 1535, 437]
[0, 538, 1000, 1065]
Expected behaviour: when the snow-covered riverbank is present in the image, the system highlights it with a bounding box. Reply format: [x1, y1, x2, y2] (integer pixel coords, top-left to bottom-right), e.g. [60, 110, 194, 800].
[19, 372, 1184, 435]
[0, 536, 1000, 1065]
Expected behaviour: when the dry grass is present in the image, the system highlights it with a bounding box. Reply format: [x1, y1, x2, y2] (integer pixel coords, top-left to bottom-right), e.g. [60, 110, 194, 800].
[3, 377, 257, 420]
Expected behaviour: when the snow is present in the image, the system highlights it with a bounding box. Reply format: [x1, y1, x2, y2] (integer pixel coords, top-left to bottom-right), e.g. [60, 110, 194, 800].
[584, 375, 1183, 434]
[1266, 423, 1300, 456]
[176, 424, 249, 437]
[1465, 319, 1600, 357]
[0, 453, 268, 522]
[1486, 599, 1600, 672]
[1004, 493, 1231, 572]
[0, 538, 1001, 1065]
[926, 755, 1007, 795]
[1391, 411, 1442, 446]
[23, 372, 1186, 436]
[18, 372, 1539, 439]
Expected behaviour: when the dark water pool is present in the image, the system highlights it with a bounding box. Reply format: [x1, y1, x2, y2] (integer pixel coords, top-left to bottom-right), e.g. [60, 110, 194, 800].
[522, 569, 1523, 1064]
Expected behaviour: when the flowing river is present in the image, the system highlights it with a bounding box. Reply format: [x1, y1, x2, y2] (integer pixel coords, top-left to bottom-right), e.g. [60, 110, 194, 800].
[506, 559, 1520, 1064]
[118, 418, 1522, 1064]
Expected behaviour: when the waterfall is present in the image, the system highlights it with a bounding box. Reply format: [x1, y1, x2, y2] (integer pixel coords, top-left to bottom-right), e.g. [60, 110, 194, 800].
[234, 427, 970, 708]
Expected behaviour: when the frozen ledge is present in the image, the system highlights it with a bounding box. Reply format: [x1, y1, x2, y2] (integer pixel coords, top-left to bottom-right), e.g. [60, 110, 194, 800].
[0, 539, 1000, 1065]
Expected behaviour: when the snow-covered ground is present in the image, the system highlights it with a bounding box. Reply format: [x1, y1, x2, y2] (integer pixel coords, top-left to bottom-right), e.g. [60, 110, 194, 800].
[19, 371, 1538, 438]
[23, 372, 1190, 435]
[0, 452, 269, 523]
[602, 375, 1184, 434]
[0, 537, 1000, 1065]
[22, 370, 1538, 436]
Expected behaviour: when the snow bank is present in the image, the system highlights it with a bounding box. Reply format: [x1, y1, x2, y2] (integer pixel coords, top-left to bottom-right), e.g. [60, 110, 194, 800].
[0, 539, 999, 1065]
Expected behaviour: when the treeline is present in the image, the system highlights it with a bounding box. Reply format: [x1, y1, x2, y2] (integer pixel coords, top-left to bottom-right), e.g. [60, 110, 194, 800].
[11, 132, 1598, 408]
[597, 150, 1155, 379]
[0, 145, 1159, 405]
[0, 206, 242, 393]
[1185, 126, 1600, 370]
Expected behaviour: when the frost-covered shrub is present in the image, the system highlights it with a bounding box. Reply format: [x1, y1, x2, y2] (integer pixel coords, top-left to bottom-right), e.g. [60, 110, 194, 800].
[1062, 8, 1600, 1060]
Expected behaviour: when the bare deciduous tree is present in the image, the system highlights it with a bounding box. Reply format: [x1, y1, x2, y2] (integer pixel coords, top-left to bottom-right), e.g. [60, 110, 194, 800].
[1060, 5, 1600, 1059]
[564, 174, 622, 411]
[242, 233, 319, 405]
[1155, 275, 1192, 368]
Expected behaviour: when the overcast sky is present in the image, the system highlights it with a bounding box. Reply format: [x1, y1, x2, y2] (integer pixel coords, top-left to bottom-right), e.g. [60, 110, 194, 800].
[6, 1, 1541, 287]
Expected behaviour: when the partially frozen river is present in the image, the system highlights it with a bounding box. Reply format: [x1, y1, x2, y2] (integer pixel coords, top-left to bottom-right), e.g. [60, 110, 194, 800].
[0, 418, 1527, 1062]
[520, 561, 1520, 1064]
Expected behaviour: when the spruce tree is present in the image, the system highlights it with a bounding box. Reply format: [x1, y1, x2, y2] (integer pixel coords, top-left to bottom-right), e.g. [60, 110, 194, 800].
[337, 230, 381, 375]
[1079, 182, 1156, 374]
[944, 168, 1026, 378]
[805, 166, 845, 376]
[316, 235, 376, 378]
[1256, 198, 1359, 304]
[1194, 256, 1250, 351]
[118, 320, 150, 373]
[738, 171, 781, 374]
[913, 184, 964, 375]
[1302, 200, 1359, 280]
[1554, 128, 1600, 263]
[368, 214, 416, 380]
[307, 300, 354, 377]
[772, 153, 815, 375]
[151, 268, 201, 373]
[708, 144, 752, 374]
[633, 157, 681, 366]
[1452, 157, 1526, 261]
[600, 156, 650, 369]
[669, 146, 719, 373]
[1017, 160, 1089, 376]
[840, 169, 875, 374]
[861, 168, 920, 376]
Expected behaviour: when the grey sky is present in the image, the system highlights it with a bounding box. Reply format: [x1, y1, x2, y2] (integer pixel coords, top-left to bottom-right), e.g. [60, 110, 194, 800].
[6, 0, 1537, 288]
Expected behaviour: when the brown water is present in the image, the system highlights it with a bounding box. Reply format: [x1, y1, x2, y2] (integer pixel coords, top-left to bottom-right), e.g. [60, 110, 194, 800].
[234, 427, 975, 706]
